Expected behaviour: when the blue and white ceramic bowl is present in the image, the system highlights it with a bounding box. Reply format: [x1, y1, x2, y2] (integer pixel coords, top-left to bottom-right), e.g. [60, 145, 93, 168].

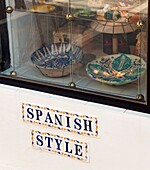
[86, 53, 146, 85]
[31, 43, 83, 77]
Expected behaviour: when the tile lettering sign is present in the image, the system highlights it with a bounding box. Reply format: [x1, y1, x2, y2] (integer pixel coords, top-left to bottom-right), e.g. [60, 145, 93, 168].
[22, 103, 99, 162]
[32, 130, 89, 162]
[22, 103, 99, 137]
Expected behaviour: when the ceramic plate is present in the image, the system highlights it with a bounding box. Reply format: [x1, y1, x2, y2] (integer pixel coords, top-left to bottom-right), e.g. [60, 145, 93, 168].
[29, 4, 56, 13]
[86, 53, 146, 85]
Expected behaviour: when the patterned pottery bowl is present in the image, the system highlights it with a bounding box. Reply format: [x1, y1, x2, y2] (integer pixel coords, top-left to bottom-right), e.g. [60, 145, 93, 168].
[29, 4, 56, 13]
[86, 53, 146, 85]
[31, 43, 83, 77]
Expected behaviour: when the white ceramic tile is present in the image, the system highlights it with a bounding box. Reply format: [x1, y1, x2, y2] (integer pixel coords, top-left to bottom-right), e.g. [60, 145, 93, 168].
[122, 109, 150, 170]
[85, 100, 126, 113]
[0, 84, 19, 94]
[19, 88, 52, 106]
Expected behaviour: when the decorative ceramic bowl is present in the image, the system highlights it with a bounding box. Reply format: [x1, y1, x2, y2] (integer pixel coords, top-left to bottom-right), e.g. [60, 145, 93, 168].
[31, 43, 83, 77]
[29, 4, 56, 13]
[86, 53, 146, 85]
[104, 10, 121, 21]
[72, 8, 96, 20]
[78, 8, 97, 20]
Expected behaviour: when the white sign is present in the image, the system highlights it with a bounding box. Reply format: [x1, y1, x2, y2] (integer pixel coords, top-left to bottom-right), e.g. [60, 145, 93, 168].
[31, 130, 89, 162]
[22, 103, 99, 137]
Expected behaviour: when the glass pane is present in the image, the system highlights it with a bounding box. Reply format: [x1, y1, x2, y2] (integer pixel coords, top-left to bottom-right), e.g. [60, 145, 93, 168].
[0, 0, 148, 104]
[2, 0, 75, 87]
[71, 0, 148, 103]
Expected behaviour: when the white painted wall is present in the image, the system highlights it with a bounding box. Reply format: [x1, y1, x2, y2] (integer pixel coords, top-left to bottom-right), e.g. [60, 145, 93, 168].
[0, 84, 150, 170]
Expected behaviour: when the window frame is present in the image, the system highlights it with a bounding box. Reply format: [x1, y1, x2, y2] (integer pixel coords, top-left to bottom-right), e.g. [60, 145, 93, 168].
[0, 0, 150, 114]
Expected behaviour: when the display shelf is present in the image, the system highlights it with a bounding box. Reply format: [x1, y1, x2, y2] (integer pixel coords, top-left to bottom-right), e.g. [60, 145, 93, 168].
[1, 62, 72, 86]
[2, 58, 146, 102]
[76, 76, 146, 100]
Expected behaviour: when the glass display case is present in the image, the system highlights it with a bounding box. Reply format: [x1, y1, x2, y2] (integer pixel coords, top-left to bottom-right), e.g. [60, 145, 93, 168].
[0, 0, 149, 112]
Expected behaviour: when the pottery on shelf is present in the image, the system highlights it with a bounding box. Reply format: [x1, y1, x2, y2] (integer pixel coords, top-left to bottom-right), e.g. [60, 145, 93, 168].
[104, 10, 121, 21]
[31, 43, 83, 77]
[86, 53, 146, 85]
[73, 8, 97, 20]
[29, 4, 56, 13]
[78, 8, 97, 19]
